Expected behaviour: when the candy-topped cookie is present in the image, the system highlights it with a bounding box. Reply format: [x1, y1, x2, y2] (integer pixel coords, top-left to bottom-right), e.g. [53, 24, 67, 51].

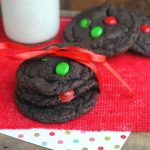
[131, 15, 150, 56]
[63, 4, 140, 56]
[16, 55, 99, 123]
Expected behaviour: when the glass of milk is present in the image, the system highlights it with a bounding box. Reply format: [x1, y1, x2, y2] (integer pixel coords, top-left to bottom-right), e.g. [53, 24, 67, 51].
[1, 0, 60, 44]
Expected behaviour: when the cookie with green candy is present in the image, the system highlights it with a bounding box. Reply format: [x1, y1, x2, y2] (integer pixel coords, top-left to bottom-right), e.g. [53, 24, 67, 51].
[63, 4, 140, 56]
[16, 54, 99, 123]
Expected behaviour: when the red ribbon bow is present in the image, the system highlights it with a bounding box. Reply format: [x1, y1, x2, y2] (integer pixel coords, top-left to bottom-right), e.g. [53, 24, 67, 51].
[0, 42, 134, 94]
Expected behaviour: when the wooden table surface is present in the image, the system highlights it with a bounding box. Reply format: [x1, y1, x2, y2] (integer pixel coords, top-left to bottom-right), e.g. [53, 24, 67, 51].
[0, 10, 150, 150]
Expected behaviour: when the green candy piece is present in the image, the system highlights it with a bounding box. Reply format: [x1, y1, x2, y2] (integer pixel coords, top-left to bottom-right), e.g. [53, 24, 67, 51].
[56, 62, 70, 76]
[80, 18, 90, 28]
[90, 26, 104, 38]
[42, 58, 48, 62]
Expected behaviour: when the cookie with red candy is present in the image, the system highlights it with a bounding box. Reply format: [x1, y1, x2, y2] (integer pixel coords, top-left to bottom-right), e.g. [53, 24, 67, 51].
[131, 15, 150, 56]
[16, 54, 99, 123]
[63, 4, 140, 56]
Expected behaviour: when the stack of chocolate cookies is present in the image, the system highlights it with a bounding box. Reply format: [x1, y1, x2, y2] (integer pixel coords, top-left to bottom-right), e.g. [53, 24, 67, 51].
[15, 4, 150, 123]
[15, 55, 99, 123]
[63, 4, 150, 56]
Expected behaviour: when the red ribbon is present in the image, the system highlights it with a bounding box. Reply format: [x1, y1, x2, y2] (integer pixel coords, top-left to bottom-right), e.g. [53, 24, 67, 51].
[0, 42, 134, 94]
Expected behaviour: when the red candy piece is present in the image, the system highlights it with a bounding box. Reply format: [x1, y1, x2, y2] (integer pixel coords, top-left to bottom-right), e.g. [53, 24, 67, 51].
[104, 16, 118, 25]
[59, 89, 75, 102]
[140, 24, 150, 33]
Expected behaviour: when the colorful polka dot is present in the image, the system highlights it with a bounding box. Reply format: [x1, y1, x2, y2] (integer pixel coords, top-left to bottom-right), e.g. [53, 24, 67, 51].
[58, 140, 63, 144]
[49, 132, 55, 136]
[80, 130, 86, 133]
[82, 147, 88, 150]
[34, 133, 40, 137]
[18, 134, 24, 139]
[73, 139, 79, 143]
[41, 141, 48, 146]
[89, 137, 95, 141]
[120, 135, 126, 139]
[98, 146, 104, 150]
[65, 130, 71, 135]
[114, 145, 120, 149]
[104, 136, 111, 141]
[5, 130, 129, 150]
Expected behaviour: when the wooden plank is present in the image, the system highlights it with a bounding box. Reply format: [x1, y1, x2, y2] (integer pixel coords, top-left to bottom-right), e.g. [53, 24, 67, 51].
[68, 0, 106, 10]
[121, 0, 150, 14]
[67, 0, 123, 10]
[0, 134, 50, 150]
[60, 0, 69, 9]
[122, 133, 150, 150]
[63, 0, 150, 13]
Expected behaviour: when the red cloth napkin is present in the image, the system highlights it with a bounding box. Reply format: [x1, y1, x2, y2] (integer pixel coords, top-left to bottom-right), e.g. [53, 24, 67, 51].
[0, 18, 150, 132]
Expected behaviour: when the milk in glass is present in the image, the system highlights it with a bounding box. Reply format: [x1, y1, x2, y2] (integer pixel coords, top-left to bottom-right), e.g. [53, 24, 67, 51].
[1, 0, 60, 44]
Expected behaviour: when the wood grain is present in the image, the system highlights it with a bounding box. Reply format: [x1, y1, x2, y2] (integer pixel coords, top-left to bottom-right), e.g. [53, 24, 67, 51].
[0, 134, 51, 150]
[68, 0, 106, 10]
[122, 133, 150, 150]
[60, 0, 150, 13]
[60, 0, 69, 10]
[121, 0, 150, 14]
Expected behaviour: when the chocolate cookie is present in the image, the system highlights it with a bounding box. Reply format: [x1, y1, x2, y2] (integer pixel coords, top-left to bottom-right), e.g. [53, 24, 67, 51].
[16, 89, 98, 123]
[63, 4, 140, 56]
[131, 15, 150, 56]
[16, 55, 99, 123]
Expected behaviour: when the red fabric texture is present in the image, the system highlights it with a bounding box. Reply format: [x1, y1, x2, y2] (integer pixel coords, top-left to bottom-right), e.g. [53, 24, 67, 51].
[0, 18, 150, 131]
